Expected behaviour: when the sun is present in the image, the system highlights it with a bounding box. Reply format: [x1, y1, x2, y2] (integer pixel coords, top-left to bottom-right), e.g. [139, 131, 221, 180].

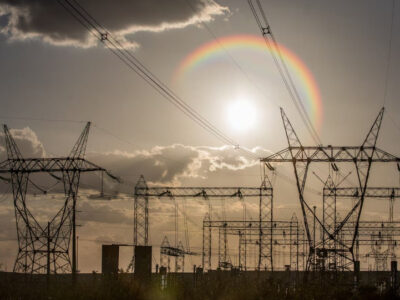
[226, 98, 257, 132]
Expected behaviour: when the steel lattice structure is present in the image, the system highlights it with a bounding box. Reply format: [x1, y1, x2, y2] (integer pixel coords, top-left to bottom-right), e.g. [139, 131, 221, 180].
[324, 187, 400, 198]
[131, 177, 273, 271]
[134, 175, 149, 246]
[0, 123, 116, 274]
[160, 236, 195, 272]
[261, 108, 400, 271]
[342, 221, 400, 271]
[127, 175, 149, 272]
[203, 219, 307, 271]
[321, 186, 400, 271]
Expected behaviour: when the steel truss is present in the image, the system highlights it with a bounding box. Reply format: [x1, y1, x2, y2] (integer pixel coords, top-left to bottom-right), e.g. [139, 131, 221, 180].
[159, 236, 193, 272]
[127, 175, 150, 272]
[132, 178, 273, 271]
[0, 123, 116, 274]
[321, 187, 400, 271]
[341, 221, 400, 271]
[203, 219, 307, 271]
[261, 108, 400, 271]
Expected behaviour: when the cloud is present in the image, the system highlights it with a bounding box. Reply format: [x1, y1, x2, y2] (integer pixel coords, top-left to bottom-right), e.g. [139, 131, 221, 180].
[0, 125, 270, 196]
[78, 200, 132, 225]
[0, 127, 46, 160]
[87, 144, 270, 188]
[0, 126, 283, 273]
[0, 0, 229, 48]
[0, 127, 277, 272]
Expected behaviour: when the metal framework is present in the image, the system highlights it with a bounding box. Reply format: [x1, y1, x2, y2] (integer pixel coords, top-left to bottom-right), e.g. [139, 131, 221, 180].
[320, 186, 400, 270]
[160, 236, 171, 271]
[289, 213, 303, 271]
[324, 187, 400, 198]
[127, 175, 150, 272]
[134, 175, 149, 246]
[133, 180, 274, 271]
[218, 226, 231, 269]
[342, 221, 400, 271]
[261, 108, 400, 271]
[321, 187, 400, 271]
[0, 123, 116, 274]
[203, 219, 307, 271]
[159, 236, 191, 272]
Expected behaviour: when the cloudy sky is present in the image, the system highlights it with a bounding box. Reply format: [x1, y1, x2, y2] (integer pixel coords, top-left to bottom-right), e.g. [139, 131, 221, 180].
[0, 0, 400, 272]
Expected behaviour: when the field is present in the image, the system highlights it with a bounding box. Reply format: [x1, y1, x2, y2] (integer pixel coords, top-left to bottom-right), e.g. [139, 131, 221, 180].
[1, 271, 399, 300]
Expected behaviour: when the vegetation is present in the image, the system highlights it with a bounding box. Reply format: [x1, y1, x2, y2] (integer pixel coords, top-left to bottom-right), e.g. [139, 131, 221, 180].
[0, 272, 399, 300]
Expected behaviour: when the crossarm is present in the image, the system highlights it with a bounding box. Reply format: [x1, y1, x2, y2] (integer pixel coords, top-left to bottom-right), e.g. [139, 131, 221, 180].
[261, 146, 400, 163]
[136, 187, 272, 198]
[0, 158, 118, 182]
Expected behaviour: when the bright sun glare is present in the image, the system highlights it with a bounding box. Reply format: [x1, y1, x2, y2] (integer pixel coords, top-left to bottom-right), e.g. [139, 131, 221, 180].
[227, 98, 257, 132]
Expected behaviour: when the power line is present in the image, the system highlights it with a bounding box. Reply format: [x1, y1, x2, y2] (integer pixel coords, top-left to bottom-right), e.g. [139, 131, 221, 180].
[0, 115, 320, 194]
[0, 115, 251, 168]
[2, 0, 320, 196]
[57, 0, 243, 150]
[0, 116, 84, 124]
[182, 0, 281, 110]
[386, 110, 400, 137]
[0, 116, 187, 165]
[248, 0, 322, 146]
[180, 0, 322, 196]
[91, 124, 184, 165]
[383, 0, 396, 106]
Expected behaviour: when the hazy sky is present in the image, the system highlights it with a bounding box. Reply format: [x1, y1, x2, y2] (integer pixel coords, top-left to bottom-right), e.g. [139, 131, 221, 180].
[0, 0, 399, 272]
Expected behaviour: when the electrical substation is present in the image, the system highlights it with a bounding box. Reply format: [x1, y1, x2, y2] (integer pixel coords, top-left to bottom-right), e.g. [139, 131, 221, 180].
[1, 107, 400, 292]
[0, 0, 399, 298]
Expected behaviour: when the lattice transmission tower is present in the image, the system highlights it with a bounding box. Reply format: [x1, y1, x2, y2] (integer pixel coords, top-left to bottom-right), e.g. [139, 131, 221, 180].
[0, 122, 117, 274]
[262, 108, 400, 271]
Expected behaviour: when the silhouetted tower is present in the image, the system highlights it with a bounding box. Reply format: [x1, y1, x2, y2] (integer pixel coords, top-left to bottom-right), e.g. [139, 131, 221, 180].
[126, 175, 149, 272]
[329, 187, 400, 271]
[258, 180, 273, 271]
[322, 175, 337, 270]
[202, 213, 212, 270]
[160, 236, 171, 272]
[0, 122, 115, 274]
[289, 213, 299, 271]
[134, 175, 149, 246]
[261, 108, 400, 271]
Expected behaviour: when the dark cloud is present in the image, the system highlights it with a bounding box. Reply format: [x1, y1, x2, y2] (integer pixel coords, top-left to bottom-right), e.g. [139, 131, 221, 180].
[0, 0, 229, 48]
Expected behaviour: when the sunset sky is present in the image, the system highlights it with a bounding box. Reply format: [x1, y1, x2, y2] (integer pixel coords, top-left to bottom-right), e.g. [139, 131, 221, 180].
[0, 0, 399, 272]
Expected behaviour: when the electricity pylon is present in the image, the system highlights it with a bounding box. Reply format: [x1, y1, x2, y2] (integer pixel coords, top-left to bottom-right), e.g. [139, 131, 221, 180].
[0, 122, 117, 274]
[262, 108, 400, 271]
